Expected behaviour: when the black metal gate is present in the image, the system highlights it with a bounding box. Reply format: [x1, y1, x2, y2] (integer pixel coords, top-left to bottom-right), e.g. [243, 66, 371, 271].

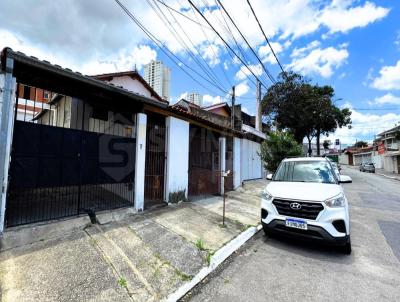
[188, 125, 221, 197]
[5, 121, 135, 227]
[144, 113, 166, 207]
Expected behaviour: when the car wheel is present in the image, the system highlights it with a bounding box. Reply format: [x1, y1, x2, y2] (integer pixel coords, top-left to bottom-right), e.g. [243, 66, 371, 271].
[342, 238, 352, 255]
[263, 227, 272, 237]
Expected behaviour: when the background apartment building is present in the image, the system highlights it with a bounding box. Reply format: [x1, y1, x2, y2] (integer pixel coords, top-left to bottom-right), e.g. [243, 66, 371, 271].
[188, 92, 203, 107]
[143, 60, 170, 101]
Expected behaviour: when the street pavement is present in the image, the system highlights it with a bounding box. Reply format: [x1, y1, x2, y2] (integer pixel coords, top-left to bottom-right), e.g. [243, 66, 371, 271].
[184, 166, 400, 302]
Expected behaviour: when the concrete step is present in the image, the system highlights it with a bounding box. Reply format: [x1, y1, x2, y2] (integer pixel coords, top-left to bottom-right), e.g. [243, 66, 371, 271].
[85, 225, 155, 302]
[90, 223, 184, 300]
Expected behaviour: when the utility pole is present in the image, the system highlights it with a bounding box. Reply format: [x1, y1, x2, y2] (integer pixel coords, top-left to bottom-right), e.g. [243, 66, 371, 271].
[231, 86, 235, 129]
[256, 79, 262, 131]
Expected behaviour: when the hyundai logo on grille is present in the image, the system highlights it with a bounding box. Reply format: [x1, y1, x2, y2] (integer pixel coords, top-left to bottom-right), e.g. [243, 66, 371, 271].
[290, 202, 302, 210]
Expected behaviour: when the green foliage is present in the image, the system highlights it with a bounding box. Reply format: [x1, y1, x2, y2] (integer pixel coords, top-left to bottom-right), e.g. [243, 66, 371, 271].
[262, 72, 352, 155]
[195, 238, 205, 251]
[354, 140, 368, 148]
[323, 140, 331, 150]
[168, 189, 188, 203]
[175, 269, 193, 281]
[118, 277, 127, 288]
[259, 131, 303, 172]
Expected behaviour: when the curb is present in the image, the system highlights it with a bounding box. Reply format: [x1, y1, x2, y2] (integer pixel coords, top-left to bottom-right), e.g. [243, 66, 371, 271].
[376, 172, 400, 181]
[164, 224, 263, 302]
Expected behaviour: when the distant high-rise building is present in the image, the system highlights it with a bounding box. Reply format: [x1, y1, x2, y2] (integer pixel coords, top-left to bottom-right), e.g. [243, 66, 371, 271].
[143, 60, 171, 101]
[188, 92, 203, 107]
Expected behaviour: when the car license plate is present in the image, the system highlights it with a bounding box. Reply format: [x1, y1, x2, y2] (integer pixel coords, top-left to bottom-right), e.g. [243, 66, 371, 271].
[285, 218, 307, 230]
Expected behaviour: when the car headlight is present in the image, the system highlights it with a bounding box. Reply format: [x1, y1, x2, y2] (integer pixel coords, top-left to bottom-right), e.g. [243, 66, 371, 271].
[324, 194, 345, 207]
[261, 190, 273, 201]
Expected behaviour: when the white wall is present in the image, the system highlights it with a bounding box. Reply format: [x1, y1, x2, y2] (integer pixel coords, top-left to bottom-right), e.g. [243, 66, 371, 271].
[105, 76, 160, 102]
[372, 155, 383, 169]
[339, 154, 349, 165]
[233, 137, 241, 188]
[241, 138, 262, 181]
[165, 117, 189, 201]
[134, 113, 147, 211]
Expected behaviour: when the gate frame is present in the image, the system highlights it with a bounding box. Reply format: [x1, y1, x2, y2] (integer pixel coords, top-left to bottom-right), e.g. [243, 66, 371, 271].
[0, 57, 16, 233]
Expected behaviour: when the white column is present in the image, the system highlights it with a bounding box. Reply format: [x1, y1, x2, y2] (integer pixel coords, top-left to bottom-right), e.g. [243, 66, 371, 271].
[134, 113, 147, 211]
[219, 136, 226, 195]
[0, 58, 16, 233]
[165, 117, 189, 202]
[233, 137, 241, 188]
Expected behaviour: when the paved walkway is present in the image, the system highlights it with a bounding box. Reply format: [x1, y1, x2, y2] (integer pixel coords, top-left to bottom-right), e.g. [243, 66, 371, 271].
[0, 179, 266, 302]
[375, 168, 400, 181]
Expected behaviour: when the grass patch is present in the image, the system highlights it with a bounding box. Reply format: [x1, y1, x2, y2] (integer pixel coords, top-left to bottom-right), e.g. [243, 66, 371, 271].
[118, 277, 127, 288]
[175, 269, 193, 281]
[206, 250, 215, 266]
[195, 238, 205, 251]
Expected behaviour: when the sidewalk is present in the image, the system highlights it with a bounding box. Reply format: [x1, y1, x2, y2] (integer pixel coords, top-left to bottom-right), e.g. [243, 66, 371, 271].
[345, 164, 400, 181]
[375, 169, 400, 181]
[0, 179, 266, 302]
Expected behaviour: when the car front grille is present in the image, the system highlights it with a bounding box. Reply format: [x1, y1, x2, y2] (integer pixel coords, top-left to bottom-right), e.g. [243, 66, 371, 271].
[272, 199, 324, 220]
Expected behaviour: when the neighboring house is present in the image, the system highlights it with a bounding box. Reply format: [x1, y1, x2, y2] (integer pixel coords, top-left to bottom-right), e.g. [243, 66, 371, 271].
[202, 102, 267, 181]
[0, 47, 266, 232]
[15, 83, 53, 121]
[375, 126, 400, 173]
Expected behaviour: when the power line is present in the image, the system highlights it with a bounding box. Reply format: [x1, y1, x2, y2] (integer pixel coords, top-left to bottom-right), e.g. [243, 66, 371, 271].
[215, 0, 276, 84]
[154, 0, 212, 30]
[147, 0, 228, 94]
[187, 0, 270, 91]
[114, 0, 229, 97]
[246, 0, 286, 78]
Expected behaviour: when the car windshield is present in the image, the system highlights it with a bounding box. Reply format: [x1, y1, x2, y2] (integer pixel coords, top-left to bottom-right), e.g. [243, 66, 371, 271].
[273, 160, 337, 184]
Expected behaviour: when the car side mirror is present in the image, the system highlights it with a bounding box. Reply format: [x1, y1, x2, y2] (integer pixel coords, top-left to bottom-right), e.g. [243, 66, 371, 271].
[266, 173, 273, 180]
[339, 175, 352, 183]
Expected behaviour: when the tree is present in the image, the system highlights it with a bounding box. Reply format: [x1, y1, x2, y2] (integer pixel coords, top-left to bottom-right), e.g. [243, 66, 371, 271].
[262, 72, 314, 143]
[259, 131, 303, 172]
[262, 72, 352, 156]
[354, 141, 368, 148]
[323, 140, 331, 150]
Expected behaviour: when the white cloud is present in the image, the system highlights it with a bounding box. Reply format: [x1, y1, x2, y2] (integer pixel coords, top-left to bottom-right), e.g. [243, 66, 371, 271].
[288, 42, 349, 78]
[371, 60, 400, 90]
[373, 93, 400, 105]
[258, 42, 283, 64]
[235, 81, 250, 97]
[202, 94, 226, 106]
[201, 44, 220, 67]
[321, 103, 400, 145]
[320, 1, 389, 35]
[0, 29, 157, 75]
[235, 64, 263, 81]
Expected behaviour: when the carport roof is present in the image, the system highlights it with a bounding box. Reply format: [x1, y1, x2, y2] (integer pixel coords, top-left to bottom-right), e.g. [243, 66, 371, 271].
[0, 47, 169, 110]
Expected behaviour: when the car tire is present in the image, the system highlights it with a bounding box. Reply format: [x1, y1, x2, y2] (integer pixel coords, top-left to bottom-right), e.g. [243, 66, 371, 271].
[341, 238, 352, 255]
[263, 227, 272, 237]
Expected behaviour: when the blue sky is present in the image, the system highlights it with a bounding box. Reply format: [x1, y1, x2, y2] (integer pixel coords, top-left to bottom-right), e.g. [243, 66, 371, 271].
[1, 0, 399, 146]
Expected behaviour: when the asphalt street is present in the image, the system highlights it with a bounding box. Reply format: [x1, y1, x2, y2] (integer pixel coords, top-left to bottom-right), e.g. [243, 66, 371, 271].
[184, 166, 400, 302]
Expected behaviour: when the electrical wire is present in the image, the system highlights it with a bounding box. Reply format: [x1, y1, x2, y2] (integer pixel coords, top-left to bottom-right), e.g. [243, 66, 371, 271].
[246, 0, 286, 78]
[187, 0, 270, 91]
[147, 0, 228, 94]
[215, 0, 276, 84]
[114, 0, 229, 97]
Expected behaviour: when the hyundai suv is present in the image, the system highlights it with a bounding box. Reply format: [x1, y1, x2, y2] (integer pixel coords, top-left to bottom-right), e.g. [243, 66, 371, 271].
[261, 157, 352, 254]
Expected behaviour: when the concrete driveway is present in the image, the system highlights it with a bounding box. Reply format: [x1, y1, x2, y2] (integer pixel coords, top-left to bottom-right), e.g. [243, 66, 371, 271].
[0, 179, 266, 302]
[184, 166, 400, 302]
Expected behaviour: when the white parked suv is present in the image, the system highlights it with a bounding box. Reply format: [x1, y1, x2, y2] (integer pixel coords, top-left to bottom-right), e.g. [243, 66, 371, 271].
[261, 157, 352, 254]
